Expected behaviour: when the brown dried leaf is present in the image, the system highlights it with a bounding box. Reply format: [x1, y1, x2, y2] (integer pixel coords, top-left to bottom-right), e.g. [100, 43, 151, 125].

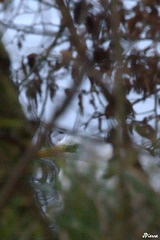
[74, 0, 87, 24]
[60, 50, 72, 68]
[27, 53, 37, 69]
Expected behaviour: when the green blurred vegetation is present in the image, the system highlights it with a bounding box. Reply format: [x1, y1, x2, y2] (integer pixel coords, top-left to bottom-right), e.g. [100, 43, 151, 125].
[1, 0, 160, 240]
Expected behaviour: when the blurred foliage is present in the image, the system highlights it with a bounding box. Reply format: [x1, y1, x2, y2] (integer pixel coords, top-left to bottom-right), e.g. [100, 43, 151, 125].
[1, 0, 160, 240]
[58, 162, 160, 240]
[0, 37, 56, 239]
